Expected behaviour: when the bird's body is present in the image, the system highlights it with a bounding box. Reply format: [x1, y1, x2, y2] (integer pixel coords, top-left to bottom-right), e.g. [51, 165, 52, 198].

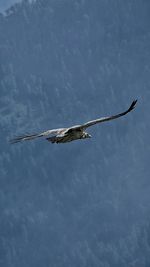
[10, 100, 137, 144]
[46, 129, 90, 143]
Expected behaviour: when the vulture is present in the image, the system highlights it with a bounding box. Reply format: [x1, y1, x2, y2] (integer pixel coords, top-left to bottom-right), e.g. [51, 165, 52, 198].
[10, 100, 137, 144]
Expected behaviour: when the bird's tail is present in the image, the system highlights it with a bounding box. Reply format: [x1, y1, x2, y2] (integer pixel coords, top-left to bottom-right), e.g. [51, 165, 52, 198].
[46, 136, 57, 143]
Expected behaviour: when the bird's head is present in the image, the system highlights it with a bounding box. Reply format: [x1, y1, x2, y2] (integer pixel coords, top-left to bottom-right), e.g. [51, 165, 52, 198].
[83, 132, 91, 139]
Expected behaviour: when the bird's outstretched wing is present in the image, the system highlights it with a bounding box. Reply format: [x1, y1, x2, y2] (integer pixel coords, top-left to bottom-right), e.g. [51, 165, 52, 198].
[10, 128, 66, 144]
[10, 100, 137, 144]
[80, 100, 137, 129]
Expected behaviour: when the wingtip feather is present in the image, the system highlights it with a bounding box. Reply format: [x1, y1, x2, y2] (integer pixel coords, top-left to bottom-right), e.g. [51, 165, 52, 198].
[9, 133, 38, 144]
[128, 99, 137, 112]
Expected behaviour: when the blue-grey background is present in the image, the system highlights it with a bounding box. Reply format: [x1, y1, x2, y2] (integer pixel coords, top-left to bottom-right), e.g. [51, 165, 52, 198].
[0, 0, 22, 13]
[0, 0, 150, 266]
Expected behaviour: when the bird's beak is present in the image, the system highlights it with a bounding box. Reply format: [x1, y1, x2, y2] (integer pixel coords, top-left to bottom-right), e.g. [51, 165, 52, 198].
[88, 134, 92, 138]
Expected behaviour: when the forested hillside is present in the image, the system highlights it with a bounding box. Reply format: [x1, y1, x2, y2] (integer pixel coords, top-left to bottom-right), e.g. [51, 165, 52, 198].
[0, 0, 22, 12]
[0, 1, 150, 266]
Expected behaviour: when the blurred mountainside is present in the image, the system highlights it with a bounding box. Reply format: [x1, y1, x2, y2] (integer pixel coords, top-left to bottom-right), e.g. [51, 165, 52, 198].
[0, 0, 150, 267]
[0, 0, 22, 13]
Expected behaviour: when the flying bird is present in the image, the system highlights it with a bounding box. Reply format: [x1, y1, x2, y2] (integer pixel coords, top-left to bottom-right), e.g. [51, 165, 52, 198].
[10, 100, 137, 144]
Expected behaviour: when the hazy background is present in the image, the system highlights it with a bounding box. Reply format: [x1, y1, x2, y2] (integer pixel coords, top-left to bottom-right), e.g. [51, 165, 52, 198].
[0, 0, 22, 13]
[0, 0, 150, 266]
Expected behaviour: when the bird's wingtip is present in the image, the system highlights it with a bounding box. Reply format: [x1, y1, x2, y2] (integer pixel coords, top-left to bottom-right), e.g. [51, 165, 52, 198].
[128, 99, 138, 112]
[9, 133, 38, 144]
